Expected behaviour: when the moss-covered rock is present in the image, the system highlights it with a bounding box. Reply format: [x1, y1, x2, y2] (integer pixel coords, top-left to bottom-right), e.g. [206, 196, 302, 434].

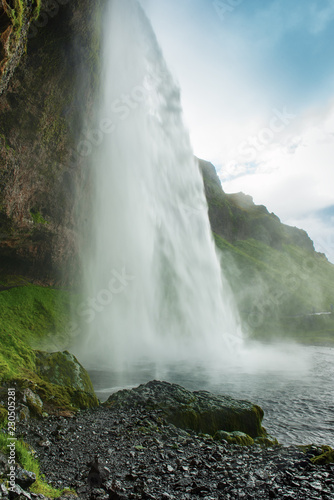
[35, 350, 95, 394]
[22, 387, 43, 417]
[310, 445, 334, 465]
[0, 1, 41, 95]
[214, 430, 254, 446]
[254, 435, 280, 447]
[0, 282, 98, 414]
[297, 444, 334, 465]
[0, 405, 7, 425]
[105, 380, 267, 439]
[1, 376, 98, 416]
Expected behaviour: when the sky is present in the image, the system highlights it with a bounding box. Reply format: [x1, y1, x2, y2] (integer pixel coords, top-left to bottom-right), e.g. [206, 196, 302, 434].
[138, 0, 334, 263]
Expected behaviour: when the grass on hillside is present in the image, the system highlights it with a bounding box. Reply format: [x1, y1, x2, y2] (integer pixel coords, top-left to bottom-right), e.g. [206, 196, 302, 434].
[214, 233, 334, 343]
[0, 432, 71, 497]
[0, 281, 94, 496]
[0, 283, 74, 381]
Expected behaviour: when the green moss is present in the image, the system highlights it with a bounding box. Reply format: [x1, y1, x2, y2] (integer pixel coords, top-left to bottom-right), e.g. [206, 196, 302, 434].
[6, 0, 24, 31]
[8, 375, 98, 413]
[0, 433, 71, 497]
[310, 446, 334, 465]
[165, 405, 265, 439]
[0, 284, 98, 411]
[29, 208, 49, 225]
[33, 0, 41, 20]
[36, 351, 95, 394]
[0, 285, 70, 380]
[214, 430, 254, 446]
[5, 1, 41, 31]
[214, 232, 334, 343]
[70, 390, 98, 409]
[1, 284, 73, 341]
[0, 405, 8, 425]
[254, 436, 280, 447]
[168, 409, 200, 432]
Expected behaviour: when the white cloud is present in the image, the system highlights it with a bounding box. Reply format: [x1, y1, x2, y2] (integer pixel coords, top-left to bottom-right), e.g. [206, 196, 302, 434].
[138, 0, 334, 261]
[219, 100, 334, 262]
[222, 102, 334, 208]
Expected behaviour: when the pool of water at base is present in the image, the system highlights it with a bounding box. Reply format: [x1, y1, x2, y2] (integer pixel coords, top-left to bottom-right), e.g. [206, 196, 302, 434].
[88, 344, 334, 447]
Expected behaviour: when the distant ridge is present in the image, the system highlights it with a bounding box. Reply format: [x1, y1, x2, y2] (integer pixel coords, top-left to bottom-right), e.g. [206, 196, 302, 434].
[199, 158, 334, 343]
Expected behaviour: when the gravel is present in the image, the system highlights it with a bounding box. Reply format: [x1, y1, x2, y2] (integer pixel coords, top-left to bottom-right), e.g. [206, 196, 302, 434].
[14, 404, 334, 500]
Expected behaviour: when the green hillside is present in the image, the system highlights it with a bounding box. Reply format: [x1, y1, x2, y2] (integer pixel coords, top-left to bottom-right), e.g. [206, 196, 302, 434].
[200, 159, 334, 344]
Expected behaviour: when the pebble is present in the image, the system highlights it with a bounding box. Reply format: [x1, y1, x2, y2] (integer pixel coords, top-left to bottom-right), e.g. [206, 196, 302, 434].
[8, 406, 333, 500]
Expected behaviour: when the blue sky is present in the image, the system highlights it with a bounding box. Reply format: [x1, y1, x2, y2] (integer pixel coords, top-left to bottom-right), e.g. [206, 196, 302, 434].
[139, 0, 334, 262]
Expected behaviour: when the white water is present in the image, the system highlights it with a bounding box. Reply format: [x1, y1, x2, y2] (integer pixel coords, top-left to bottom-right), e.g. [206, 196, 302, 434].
[75, 0, 243, 371]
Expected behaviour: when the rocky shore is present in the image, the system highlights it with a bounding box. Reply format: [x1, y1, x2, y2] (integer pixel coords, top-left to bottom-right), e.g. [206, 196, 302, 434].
[1, 381, 333, 499]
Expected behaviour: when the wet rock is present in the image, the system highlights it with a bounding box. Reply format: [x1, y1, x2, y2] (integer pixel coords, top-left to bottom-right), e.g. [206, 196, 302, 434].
[38, 439, 51, 449]
[105, 380, 266, 438]
[1, 482, 9, 496]
[13, 382, 334, 500]
[0, 0, 38, 95]
[214, 430, 254, 446]
[8, 484, 31, 499]
[0, 452, 8, 475]
[18, 405, 30, 422]
[87, 456, 110, 488]
[35, 351, 95, 395]
[22, 389, 43, 417]
[254, 435, 279, 447]
[15, 466, 36, 489]
[310, 446, 334, 465]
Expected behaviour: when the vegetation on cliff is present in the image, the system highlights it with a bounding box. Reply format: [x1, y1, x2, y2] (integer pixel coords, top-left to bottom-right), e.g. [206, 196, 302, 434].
[0, 432, 69, 497]
[0, 281, 98, 414]
[200, 159, 334, 343]
[0, 0, 41, 95]
[0, 0, 104, 283]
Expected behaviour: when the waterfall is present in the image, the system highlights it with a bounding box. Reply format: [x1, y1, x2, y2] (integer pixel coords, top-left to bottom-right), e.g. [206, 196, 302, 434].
[75, 0, 242, 372]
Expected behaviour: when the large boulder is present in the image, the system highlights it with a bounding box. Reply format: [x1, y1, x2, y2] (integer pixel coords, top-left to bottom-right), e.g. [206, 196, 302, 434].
[22, 387, 43, 416]
[35, 350, 95, 395]
[105, 380, 267, 439]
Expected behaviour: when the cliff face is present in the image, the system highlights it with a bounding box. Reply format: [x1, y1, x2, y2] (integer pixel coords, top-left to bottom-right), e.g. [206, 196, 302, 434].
[199, 159, 315, 252]
[0, 0, 103, 283]
[0, 1, 41, 96]
[198, 160, 334, 339]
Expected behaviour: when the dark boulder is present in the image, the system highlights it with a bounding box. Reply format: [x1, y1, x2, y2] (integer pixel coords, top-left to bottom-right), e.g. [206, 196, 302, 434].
[105, 380, 266, 439]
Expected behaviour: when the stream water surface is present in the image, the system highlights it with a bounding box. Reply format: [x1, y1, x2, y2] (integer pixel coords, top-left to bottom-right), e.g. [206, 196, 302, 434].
[89, 344, 334, 447]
